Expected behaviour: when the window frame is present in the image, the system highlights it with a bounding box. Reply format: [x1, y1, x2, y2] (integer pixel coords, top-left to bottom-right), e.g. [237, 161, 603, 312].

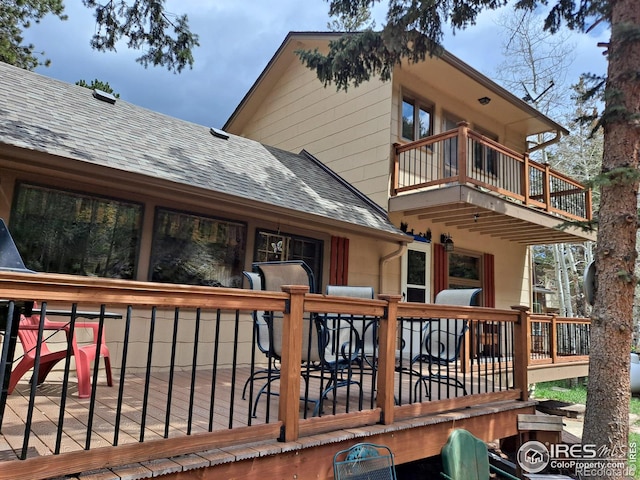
[447, 249, 483, 293]
[148, 207, 247, 288]
[254, 229, 323, 291]
[401, 95, 434, 142]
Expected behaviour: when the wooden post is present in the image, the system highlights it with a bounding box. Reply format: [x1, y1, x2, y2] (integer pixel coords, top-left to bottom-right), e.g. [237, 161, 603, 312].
[392, 143, 400, 196]
[543, 163, 552, 212]
[377, 294, 402, 425]
[278, 285, 309, 442]
[585, 188, 593, 221]
[522, 153, 530, 205]
[550, 314, 558, 364]
[461, 323, 471, 374]
[511, 305, 530, 402]
[457, 121, 469, 183]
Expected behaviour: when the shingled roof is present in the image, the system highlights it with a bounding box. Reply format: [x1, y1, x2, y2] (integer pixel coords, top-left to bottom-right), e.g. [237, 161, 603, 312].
[0, 62, 406, 240]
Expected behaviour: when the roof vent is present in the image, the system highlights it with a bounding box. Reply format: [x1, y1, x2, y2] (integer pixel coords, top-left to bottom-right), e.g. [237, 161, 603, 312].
[92, 89, 116, 105]
[210, 127, 229, 140]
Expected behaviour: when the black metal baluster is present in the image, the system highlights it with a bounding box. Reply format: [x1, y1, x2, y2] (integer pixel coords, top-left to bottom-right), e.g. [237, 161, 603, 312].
[187, 308, 201, 435]
[113, 305, 132, 446]
[228, 309, 240, 429]
[85, 304, 106, 450]
[209, 309, 221, 431]
[164, 308, 180, 438]
[140, 307, 157, 442]
[55, 303, 76, 454]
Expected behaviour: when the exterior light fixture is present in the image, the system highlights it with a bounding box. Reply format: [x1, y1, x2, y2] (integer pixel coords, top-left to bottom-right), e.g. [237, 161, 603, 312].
[478, 96, 491, 105]
[440, 233, 454, 252]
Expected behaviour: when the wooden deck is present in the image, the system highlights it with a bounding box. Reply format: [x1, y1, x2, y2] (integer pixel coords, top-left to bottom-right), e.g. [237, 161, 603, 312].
[0, 366, 533, 479]
[0, 362, 510, 460]
[0, 274, 588, 479]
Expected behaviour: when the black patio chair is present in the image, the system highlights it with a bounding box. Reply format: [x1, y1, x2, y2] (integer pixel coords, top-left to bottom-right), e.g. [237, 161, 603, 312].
[248, 261, 318, 416]
[414, 288, 482, 399]
[241, 271, 276, 401]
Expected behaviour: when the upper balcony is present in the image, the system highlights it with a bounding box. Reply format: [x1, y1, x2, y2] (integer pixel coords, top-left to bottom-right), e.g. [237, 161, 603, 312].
[391, 122, 595, 245]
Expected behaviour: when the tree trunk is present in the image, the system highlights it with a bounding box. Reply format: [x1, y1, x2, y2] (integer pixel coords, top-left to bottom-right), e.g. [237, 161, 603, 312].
[553, 244, 567, 315]
[559, 244, 574, 317]
[582, 1, 640, 478]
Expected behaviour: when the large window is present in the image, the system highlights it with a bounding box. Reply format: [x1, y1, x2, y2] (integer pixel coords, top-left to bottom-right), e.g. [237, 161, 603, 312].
[448, 252, 482, 291]
[402, 96, 433, 141]
[10, 183, 142, 278]
[150, 209, 246, 287]
[254, 230, 323, 291]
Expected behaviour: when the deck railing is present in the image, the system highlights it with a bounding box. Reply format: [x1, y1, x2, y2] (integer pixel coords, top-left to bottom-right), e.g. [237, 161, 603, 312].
[528, 314, 591, 364]
[393, 122, 592, 222]
[0, 272, 588, 479]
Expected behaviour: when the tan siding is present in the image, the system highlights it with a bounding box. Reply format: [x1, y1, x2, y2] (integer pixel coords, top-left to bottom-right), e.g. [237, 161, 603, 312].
[239, 57, 394, 210]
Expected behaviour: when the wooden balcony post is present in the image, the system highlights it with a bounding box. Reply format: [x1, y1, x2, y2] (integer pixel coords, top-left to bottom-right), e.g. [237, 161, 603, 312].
[377, 294, 402, 425]
[278, 285, 309, 442]
[392, 142, 400, 196]
[550, 314, 558, 364]
[522, 153, 530, 206]
[586, 188, 593, 221]
[457, 121, 469, 183]
[511, 305, 530, 402]
[543, 163, 552, 212]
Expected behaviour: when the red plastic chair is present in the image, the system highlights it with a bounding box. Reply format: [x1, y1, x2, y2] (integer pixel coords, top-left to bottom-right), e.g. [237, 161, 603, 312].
[8, 309, 113, 398]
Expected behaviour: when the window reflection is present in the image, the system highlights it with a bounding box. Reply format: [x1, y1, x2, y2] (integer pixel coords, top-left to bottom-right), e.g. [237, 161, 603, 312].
[150, 208, 246, 287]
[11, 183, 142, 278]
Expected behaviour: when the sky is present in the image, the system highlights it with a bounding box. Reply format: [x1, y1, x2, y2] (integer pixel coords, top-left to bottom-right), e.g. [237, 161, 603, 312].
[22, 1, 609, 130]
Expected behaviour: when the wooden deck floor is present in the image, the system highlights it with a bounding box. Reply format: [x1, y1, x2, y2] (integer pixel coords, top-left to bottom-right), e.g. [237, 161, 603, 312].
[0, 362, 511, 463]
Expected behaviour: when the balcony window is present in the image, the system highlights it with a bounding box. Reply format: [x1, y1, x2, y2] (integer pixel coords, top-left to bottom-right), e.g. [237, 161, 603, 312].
[10, 183, 142, 278]
[150, 208, 246, 288]
[254, 230, 323, 291]
[402, 97, 432, 141]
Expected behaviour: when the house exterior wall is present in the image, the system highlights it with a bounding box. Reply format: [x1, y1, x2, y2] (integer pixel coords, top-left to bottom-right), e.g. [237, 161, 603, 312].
[235, 55, 394, 210]
[388, 212, 529, 309]
[227, 49, 538, 310]
[391, 69, 527, 152]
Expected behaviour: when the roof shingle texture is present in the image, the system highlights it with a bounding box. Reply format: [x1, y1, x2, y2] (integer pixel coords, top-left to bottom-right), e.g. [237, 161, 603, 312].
[0, 62, 403, 237]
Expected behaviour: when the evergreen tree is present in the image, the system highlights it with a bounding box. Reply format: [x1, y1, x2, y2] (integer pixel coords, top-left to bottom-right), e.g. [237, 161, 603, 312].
[0, 0, 198, 72]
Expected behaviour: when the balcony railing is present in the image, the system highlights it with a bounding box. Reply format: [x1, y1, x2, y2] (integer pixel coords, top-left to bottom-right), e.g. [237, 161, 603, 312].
[393, 122, 593, 222]
[528, 314, 591, 364]
[0, 273, 589, 479]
